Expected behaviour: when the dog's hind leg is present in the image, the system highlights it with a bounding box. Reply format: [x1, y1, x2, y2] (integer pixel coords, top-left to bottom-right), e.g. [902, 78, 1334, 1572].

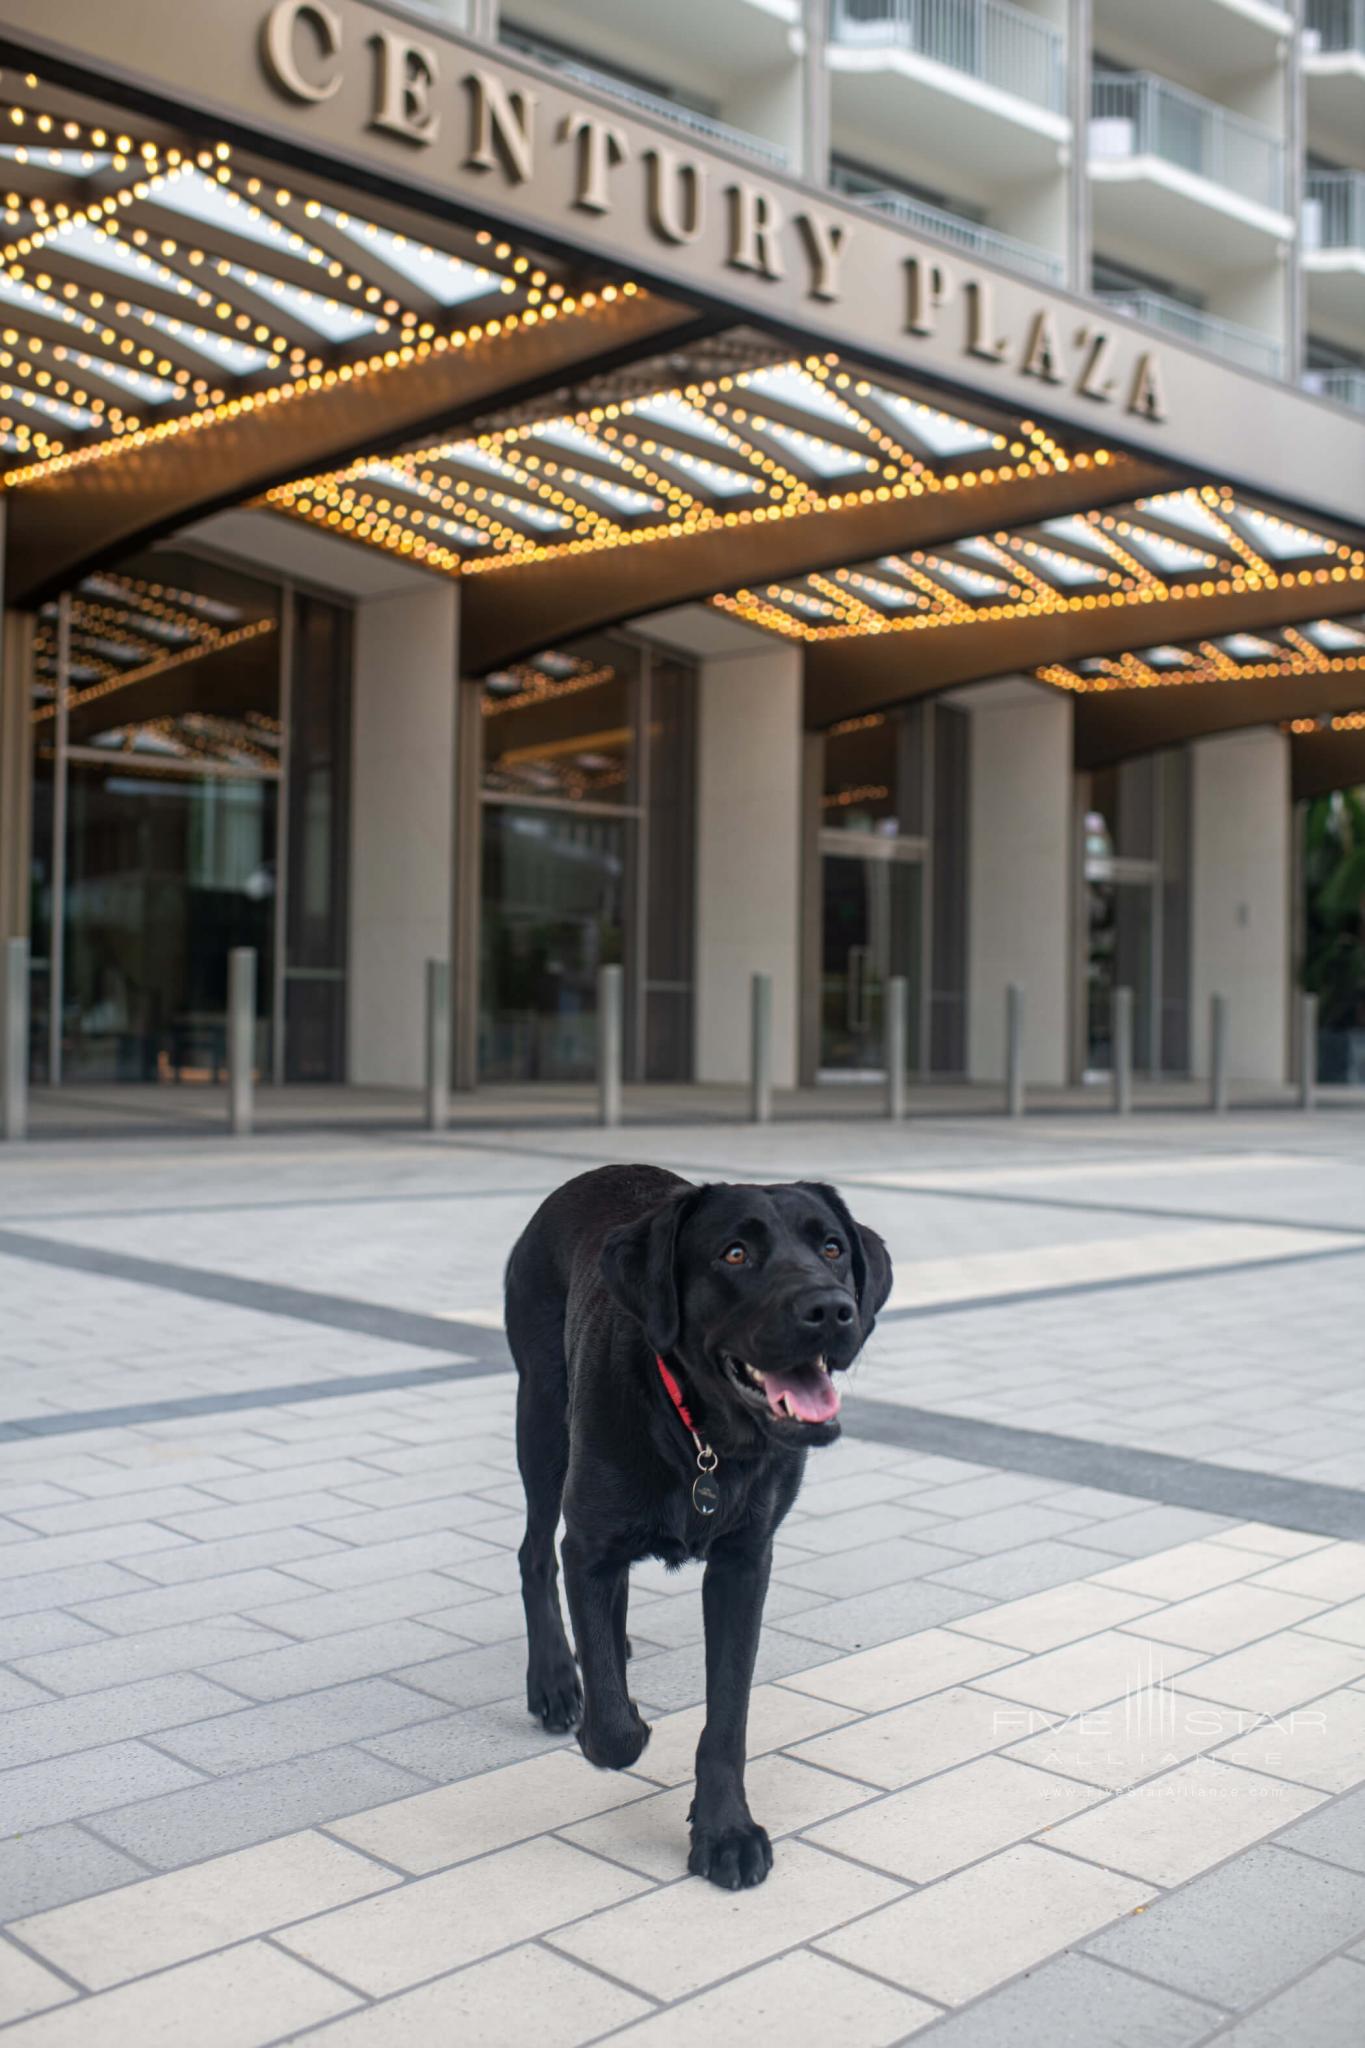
[508, 1285, 582, 1734]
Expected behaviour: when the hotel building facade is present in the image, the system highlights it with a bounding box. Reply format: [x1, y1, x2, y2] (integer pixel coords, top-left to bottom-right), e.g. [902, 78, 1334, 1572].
[0, 0, 1363, 1108]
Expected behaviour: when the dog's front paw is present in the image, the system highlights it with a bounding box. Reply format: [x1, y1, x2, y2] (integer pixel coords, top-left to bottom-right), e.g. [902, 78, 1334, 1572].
[688, 1819, 773, 1890]
[578, 1706, 650, 1771]
[527, 1657, 582, 1734]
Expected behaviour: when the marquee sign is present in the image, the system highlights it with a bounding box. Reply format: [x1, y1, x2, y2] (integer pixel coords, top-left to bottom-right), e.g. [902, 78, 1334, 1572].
[257, 0, 1166, 425]
[4, 0, 1365, 524]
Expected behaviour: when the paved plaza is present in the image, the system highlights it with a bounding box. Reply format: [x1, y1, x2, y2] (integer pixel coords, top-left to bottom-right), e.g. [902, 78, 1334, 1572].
[1, 1105, 1365, 2043]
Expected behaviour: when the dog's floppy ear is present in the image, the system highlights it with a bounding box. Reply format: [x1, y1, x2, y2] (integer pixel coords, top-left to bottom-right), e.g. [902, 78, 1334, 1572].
[600, 1185, 702, 1356]
[800, 1183, 893, 1334]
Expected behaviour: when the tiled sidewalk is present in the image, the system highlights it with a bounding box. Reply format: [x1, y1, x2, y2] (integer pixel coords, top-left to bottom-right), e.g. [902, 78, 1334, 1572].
[1, 1115, 1365, 2042]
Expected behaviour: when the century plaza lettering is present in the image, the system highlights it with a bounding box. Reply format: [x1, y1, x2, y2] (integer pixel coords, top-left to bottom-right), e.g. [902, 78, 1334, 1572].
[260, 0, 1166, 424]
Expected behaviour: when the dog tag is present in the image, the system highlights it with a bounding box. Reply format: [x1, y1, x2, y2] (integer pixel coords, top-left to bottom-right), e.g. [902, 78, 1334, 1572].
[692, 1471, 721, 1515]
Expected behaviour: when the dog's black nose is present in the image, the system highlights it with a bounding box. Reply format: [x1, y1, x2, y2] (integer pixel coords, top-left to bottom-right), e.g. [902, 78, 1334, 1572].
[793, 1288, 855, 1331]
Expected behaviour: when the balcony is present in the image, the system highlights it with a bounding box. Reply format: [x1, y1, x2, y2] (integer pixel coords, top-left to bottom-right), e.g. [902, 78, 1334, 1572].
[1089, 73, 1291, 273]
[1092, 0, 1293, 91]
[1095, 287, 1282, 376]
[499, 23, 791, 169]
[856, 189, 1063, 282]
[1304, 366, 1365, 411]
[1304, 170, 1365, 342]
[1304, 2, 1365, 156]
[828, 0, 1070, 194]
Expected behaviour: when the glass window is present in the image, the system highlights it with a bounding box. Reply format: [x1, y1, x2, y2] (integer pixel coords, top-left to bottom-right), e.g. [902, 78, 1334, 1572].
[482, 639, 636, 807]
[823, 703, 927, 836]
[39, 550, 281, 1084]
[285, 595, 352, 1083]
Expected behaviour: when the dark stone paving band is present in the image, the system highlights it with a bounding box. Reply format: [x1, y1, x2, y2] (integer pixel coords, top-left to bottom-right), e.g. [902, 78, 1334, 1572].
[840, 1396, 1365, 1542]
[4, 1222, 1365, 1539]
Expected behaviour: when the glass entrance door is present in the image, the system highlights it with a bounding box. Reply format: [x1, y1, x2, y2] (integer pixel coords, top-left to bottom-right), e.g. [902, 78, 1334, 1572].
[819, 838, 923, 1076]
[1085, 867, 1158, 1077]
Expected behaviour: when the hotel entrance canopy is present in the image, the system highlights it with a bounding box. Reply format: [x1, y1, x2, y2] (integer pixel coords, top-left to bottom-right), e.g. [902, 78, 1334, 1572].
[0, 0, 1363, 760]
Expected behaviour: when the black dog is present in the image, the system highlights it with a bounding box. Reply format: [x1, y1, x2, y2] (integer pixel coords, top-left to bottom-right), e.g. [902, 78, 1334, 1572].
[505, 1163, 892, 1889]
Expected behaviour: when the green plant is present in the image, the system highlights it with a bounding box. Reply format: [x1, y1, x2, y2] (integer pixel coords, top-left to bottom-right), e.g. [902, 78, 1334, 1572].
[1303, 788, 1365, 1031]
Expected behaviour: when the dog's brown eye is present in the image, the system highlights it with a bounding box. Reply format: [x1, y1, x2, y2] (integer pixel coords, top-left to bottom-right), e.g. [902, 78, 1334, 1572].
[822, 1237, 843, 1260]
[722, 1243, 748, 1266]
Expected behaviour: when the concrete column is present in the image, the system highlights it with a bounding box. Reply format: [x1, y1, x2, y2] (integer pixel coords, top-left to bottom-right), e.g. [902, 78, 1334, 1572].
[694, 644, 802, 1088]
[1189, 728, 1290, 1086]
[964, 679, 1073, 1087]
[348, 583, 459, 1089]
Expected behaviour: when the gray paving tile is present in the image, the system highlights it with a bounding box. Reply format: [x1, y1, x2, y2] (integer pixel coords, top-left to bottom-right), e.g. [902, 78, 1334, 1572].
[1214, 1958, 1365, 2047]
[151, 1677, 447, 1773]
[281, 1530, 504, 1590]
[900, 1952, 1218, 2048]
[0, 1674, 246, 1771]
[84, 1746, 431, 1871]
[0, 1563, 151, 1620]
[0, 1742, 204, 1834]
[360, 1704, 569, 1783]
[1272, 1788, 1365, 1873]
[773, 1580, 991, 1651]
[772, 1536, 972, 1598]
[11, 1616, 293, 1696]
[0, 1671, 53, 1710]
[210, 1619, 462, 1701]
[927, 1539, 1129, 1600]
[0, 1823, 149, 1924]
[391, 1637, 541, 1710]
[0, 1612, 106, 1661]
[1067, 1506, 1239, 1557]
[629, 1630, 833, 1711]
[916, 1504, 1096, 1556]
[121, 1526, 348, 1584]
[1087, 1844, 1365, 2007]
[67, 1568, 317, 1636]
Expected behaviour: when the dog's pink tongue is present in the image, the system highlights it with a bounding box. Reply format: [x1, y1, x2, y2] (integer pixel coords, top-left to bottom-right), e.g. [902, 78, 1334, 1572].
[763, 1369, 841, 1422]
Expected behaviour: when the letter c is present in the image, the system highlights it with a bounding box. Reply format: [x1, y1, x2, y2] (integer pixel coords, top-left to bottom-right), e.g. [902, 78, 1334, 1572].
[261, 0, 342, 104]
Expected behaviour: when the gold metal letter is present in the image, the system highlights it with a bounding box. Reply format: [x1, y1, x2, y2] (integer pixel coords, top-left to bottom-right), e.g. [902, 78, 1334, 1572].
[1075, 325, 1118, 402]
[645, 148, 704, 244]
[370, 29, 439, 144]
[260, 0, 341, 104]
[726, 182, 784, 280]
[1021, 309, 1063, 383]
[965, 280, 1007, 362]
[559, 110, 627, 215]
[796, 213, 846, 302]
[464, 69, 537, 184]
[905, 256, 952, 336]
[1128, 351, 1167, 423]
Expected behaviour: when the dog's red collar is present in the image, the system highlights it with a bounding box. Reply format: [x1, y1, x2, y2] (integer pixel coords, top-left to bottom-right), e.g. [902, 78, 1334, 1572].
[655, 1355, 720, 1515]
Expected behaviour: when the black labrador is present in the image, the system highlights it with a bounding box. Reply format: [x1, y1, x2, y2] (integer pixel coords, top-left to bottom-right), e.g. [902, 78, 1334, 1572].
[505, 1163, 892, 1889]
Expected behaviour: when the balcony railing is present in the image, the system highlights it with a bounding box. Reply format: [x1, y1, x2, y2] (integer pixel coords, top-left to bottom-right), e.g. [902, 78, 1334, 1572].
[1094, 287, 1283, 376]
[1091, 73, 1285, 214]
[501, 43, 789, 168]
[831, 0, 1066, 116]
[1305, 169, 1365, 250]
[856, 189, 1064, 281]
[1305, 0, 1365, 53]
[1304, 366, 1365, 411]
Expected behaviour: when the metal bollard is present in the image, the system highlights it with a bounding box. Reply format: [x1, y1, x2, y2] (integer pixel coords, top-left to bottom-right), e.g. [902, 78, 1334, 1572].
[1300, 990, 1318, 1113]
[227, 947, 256, 1136]
[1005, 983, 1024, 1118]
[1209, 993, 1229, 1115]
[424, 960, 450, 1132]
[1112, 986, 1134, 1116]
[885, 974, 907, 1122]
[750, 971, 773, 1125]
[1, 936, 28, 1142]
[597, 963, 623, 1128]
